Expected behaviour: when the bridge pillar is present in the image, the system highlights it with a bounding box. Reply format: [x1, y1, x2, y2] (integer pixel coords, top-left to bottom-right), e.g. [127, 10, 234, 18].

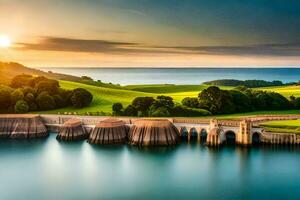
[237, 119, 252, 146]
[206, 119, 222, 146]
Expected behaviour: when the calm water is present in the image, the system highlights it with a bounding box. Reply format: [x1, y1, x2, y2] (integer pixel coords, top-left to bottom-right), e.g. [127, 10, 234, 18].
[1, 134, 300, 200]
[41, 67, 300, 85]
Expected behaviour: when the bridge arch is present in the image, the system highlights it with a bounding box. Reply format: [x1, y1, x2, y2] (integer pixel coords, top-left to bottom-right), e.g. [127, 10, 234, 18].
[200, 129, 208, 144]
[224, 130, 236, 145]
[252, 132, 261, 145]
[180, 127, 188, 140]
[189, 128, 198, 140]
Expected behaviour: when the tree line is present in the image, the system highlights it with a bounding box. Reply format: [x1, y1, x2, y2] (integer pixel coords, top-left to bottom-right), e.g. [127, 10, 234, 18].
[183, 86, 298, 115]
[203, 79, 290, 88]
[113, 85, 299, 117]
[0, 74, 93, 113]
[112, 96, 211, 117]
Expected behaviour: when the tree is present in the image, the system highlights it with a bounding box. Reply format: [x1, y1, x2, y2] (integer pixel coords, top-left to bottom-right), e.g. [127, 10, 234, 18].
[28, 76, 49, 87]
[53, 94, 66, 108]
[291, 96, 300, 109]
[14, 100, 29, 114]
[36, 91, 56, 110]
[112, 103, 123, 115]
[11, 89, 24, 104]
[22, 86, 35, 96]
[198, 86, 235, 114]
[152, 96, 174, 110]
[70, 88, 93, 108]
[34, 80, 59, 95]
[182, 97, 200, 108]
[149, 106, 170, 117]
[0, 88, 11, 109]
[229, 90, 252, 112]
[24, 93, 38, 111]
[10, 74, 32, 88]
[131, 97, 155, 115]
[124, 105, 138, 116]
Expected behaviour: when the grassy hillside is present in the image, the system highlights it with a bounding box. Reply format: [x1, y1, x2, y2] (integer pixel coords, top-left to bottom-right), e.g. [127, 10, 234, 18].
[0, 61, 82, 85]
[260, 85, 300, 98]
[124, 84, 233, 93]
[260, 119, 300, 134]
[34, 81, 300, 117]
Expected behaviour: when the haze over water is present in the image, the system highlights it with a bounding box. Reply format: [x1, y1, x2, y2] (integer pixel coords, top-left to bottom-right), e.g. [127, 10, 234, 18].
[41, 68, 300, 85]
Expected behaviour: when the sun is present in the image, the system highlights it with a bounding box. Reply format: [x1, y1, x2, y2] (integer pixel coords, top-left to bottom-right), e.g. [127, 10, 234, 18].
[0, 35, 11, 48]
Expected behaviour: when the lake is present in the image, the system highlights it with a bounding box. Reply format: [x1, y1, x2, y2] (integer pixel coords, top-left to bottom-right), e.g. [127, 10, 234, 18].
[40, 67, 300, 85]
[1, 134, 300, 200]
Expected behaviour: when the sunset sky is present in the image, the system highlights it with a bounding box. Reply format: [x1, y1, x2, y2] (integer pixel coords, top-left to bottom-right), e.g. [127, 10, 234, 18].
[1, 0, 300, 67]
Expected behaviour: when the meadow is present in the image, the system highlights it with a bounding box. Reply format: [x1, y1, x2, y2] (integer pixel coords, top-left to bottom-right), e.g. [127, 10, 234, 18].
[260, 119, 300, 134]
[34, 81, 300, 118]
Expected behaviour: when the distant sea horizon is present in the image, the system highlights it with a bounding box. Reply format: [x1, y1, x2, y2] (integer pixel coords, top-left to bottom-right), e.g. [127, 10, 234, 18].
[39, 67, 300, 85]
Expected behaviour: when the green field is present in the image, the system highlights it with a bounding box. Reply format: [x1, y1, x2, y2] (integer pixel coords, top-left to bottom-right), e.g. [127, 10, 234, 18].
[33, 81, 300, 117]
[260, 119, 300, 134]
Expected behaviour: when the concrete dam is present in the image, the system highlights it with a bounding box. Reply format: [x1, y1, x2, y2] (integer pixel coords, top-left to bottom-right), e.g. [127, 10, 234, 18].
[1, 114, 300, 146]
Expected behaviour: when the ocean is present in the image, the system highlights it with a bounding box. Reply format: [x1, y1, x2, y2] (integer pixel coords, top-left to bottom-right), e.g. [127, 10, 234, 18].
[40, 67, 300, 85]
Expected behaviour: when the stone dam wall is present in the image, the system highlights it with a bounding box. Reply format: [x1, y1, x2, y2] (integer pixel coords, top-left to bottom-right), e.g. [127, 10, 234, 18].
[1, 114, 300, 146]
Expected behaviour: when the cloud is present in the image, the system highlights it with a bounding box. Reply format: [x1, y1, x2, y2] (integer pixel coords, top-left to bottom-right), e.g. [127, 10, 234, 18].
[16, 37, 140, 54]
[156, 43, 300, 57]
[16, 36, 300, 57]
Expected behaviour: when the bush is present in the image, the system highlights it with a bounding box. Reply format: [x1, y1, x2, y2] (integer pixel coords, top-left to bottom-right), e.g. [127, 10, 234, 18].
[149, 106, 170, 117]
[36, 92, 56, 110]
[124, 105, 138, 116]
[112, 103, 123, 115]
[182, 97, 200, 108]
[70, 88, 93, 108]
[53, 94, 66, 108]
[171, 105, 211, 117]
[14, 100, 29, 114]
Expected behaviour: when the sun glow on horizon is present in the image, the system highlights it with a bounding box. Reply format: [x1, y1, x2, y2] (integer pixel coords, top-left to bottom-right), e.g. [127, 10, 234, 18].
[0, 35, 11, 48]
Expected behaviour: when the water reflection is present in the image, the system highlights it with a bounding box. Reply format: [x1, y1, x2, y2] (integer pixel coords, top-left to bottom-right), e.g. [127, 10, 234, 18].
[0, 134, 300, 199]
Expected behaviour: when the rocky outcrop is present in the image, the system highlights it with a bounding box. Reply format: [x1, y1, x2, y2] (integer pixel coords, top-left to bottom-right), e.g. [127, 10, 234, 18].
[0, 115, 48, 139]
[129, 119, 179, 146]
[88, 118, 128, 144]
[56, 118, 88, 141]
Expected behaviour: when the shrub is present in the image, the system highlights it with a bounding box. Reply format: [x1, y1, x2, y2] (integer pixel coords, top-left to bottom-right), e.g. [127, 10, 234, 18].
[171, 105, 211, 117]
[14, 100, 29, 114]
[112, 103, 123, 115]
[149, 106, 170, 117]
[70, 88, 93, 108]
[124, 105, 138, 116]
[182, 97, 200, 108]
[36, 92, 56, 110]
[53, 94, 66, 108]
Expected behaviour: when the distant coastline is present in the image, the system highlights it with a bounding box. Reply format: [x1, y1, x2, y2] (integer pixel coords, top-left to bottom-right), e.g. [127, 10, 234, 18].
[38, 67, 300, 85]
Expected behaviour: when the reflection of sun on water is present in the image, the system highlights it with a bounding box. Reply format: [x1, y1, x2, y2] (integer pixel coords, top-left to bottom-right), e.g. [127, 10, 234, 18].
[0, 35, 11, 48]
